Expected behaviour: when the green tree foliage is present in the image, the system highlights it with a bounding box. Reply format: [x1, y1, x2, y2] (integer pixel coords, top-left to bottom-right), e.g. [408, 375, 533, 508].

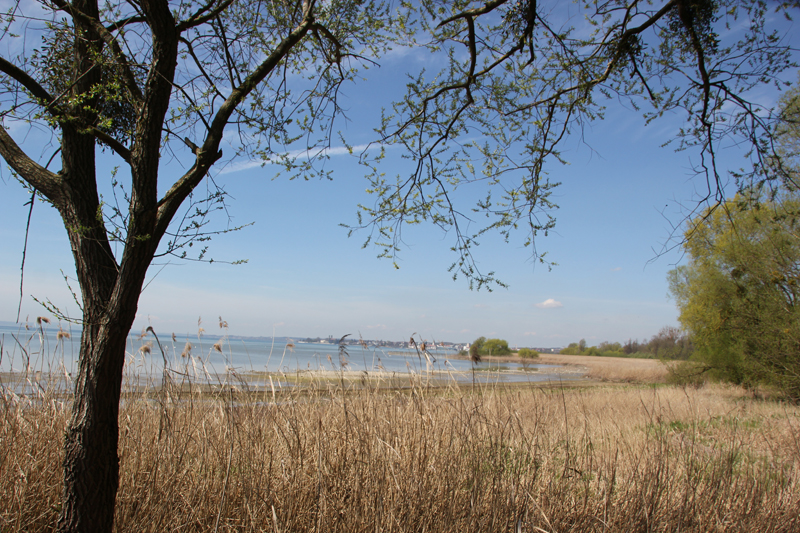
[350, 0, 798, 288]
[469, 336, 512, 356]
[482, 338, 512, 356]
[561, 327, 692, 359]
[469, 336, 486, 362]
[517, 347, 539, 358]
[668, 189, 800, 397]
[560, 342, 582, 356]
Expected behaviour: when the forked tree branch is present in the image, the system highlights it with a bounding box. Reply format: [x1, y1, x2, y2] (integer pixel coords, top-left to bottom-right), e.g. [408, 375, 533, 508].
[155, 0, 319, 240]
[0, 57, 58, 108]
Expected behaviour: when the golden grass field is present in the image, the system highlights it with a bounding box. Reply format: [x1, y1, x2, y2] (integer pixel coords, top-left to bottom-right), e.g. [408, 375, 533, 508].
[534, 353, 672, 383]
[2, 353, 799, 532]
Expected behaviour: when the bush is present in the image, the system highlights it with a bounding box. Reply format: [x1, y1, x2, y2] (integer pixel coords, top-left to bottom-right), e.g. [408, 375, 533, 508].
[469, 337, 486, 362]
[482, 338, 512, 356]
[666, 360, 708, 388]
[517, 348, 539, 359]
[560, 342, 582, 355]
[469, 337, 511, 357]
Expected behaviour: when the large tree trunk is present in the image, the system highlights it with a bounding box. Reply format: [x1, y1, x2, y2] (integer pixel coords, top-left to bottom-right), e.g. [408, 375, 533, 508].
[52, 149, 150, 532]
[52, 154, 157, 531]
[0, 0, 304, 528]
[57, 317, 132, 532]
[54, 234, 154, 532]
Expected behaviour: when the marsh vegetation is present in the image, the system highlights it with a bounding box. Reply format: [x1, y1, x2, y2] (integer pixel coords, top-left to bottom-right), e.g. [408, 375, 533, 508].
[2, 334, 798, 532]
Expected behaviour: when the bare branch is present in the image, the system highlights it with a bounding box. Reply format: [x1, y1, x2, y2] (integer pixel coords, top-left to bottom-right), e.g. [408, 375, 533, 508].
[0, 126, 61, 200]
[0, 56, 58, 108]
[176, 0, 237, 32]
[437, 0, 510, 28]
[156, 2, 318, 239]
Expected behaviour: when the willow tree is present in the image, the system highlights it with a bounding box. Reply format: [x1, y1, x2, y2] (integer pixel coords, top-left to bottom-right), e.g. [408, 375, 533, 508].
[668, 189, 800, 396]
[0, 0, 795, 531]
[1, 0, 400, 530]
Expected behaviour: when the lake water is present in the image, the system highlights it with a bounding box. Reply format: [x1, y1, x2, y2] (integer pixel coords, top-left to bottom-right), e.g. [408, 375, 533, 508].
[0, 324, 576, 390]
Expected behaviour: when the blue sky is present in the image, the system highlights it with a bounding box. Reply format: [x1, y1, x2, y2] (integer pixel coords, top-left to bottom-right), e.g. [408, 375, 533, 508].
[1, 4, 797, 348]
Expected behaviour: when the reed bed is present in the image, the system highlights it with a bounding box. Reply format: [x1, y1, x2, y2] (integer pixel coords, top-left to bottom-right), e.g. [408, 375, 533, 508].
[536, 353, 672, 383]
[2, 370, 799, 532]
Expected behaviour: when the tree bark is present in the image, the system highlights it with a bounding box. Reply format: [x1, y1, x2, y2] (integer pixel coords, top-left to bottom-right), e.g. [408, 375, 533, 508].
[57, 317, 131, 532]
[53, 127, 150, 531]
[51, 0, 148, 528]
[53, 164, 156, 531]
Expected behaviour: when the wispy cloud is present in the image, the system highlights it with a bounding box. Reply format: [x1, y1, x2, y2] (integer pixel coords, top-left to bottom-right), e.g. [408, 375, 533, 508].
[535, 298, 563, 309]
[523, 331, 537, 336]
[610, 267, 622, 272]
[219, 143, 377, 175]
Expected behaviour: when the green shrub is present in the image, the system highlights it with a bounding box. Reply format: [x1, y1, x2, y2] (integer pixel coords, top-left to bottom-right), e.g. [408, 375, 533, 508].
[482, 338, 511, 356]
[469, 337, 512, 357]
[666, 360, 708, 388]
[517, 348, 539, 359]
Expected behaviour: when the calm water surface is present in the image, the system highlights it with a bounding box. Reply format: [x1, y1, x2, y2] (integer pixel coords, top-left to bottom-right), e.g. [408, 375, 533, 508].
[0, 324, 576, 390]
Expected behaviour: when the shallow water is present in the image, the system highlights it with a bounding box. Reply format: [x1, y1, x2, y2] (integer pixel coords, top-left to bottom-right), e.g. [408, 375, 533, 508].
[1, 324, 578, 393]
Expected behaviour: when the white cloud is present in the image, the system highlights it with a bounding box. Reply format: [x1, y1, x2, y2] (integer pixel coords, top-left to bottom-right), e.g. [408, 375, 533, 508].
[523, 331, 537, 336]
[219, 143, 377, 175]
[610, 267, 622, 272]
[535, 298, 563, 309]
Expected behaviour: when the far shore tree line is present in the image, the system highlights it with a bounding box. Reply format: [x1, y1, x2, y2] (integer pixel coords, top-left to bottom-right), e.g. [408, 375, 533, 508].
[465, 325, 693, 362]
[559, 326, 693, 360]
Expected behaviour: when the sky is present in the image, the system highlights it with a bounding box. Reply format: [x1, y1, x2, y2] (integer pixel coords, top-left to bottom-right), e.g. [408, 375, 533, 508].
[1, 2, 797, 348]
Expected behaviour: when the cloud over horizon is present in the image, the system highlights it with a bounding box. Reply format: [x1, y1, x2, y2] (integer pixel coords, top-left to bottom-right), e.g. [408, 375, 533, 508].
[535, 298, 563, 309]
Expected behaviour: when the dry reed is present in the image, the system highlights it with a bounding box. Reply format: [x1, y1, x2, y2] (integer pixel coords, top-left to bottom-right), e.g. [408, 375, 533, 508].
[1, 324, 797, 531]
[537, 353, 672, 383]
[2, 371, 799, 532]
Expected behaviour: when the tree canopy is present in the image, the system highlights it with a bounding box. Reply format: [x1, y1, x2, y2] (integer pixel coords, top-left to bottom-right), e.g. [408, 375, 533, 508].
[560, 327, 693, 359]
[470, 336, 512, 356]
[668, 188, 800, 396]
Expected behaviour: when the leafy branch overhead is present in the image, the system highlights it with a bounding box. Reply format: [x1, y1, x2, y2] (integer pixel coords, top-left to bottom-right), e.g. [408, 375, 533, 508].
[352, 0, 796, 289]
[0, 1, 796, 290]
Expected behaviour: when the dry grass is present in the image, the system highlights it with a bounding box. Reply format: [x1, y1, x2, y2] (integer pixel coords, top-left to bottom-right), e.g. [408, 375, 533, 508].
[536, 353, 672, 383]
[2, 373, 799, 532]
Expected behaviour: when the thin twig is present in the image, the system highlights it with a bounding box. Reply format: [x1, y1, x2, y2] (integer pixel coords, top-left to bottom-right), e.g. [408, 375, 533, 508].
[16, 189, 35, 323]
